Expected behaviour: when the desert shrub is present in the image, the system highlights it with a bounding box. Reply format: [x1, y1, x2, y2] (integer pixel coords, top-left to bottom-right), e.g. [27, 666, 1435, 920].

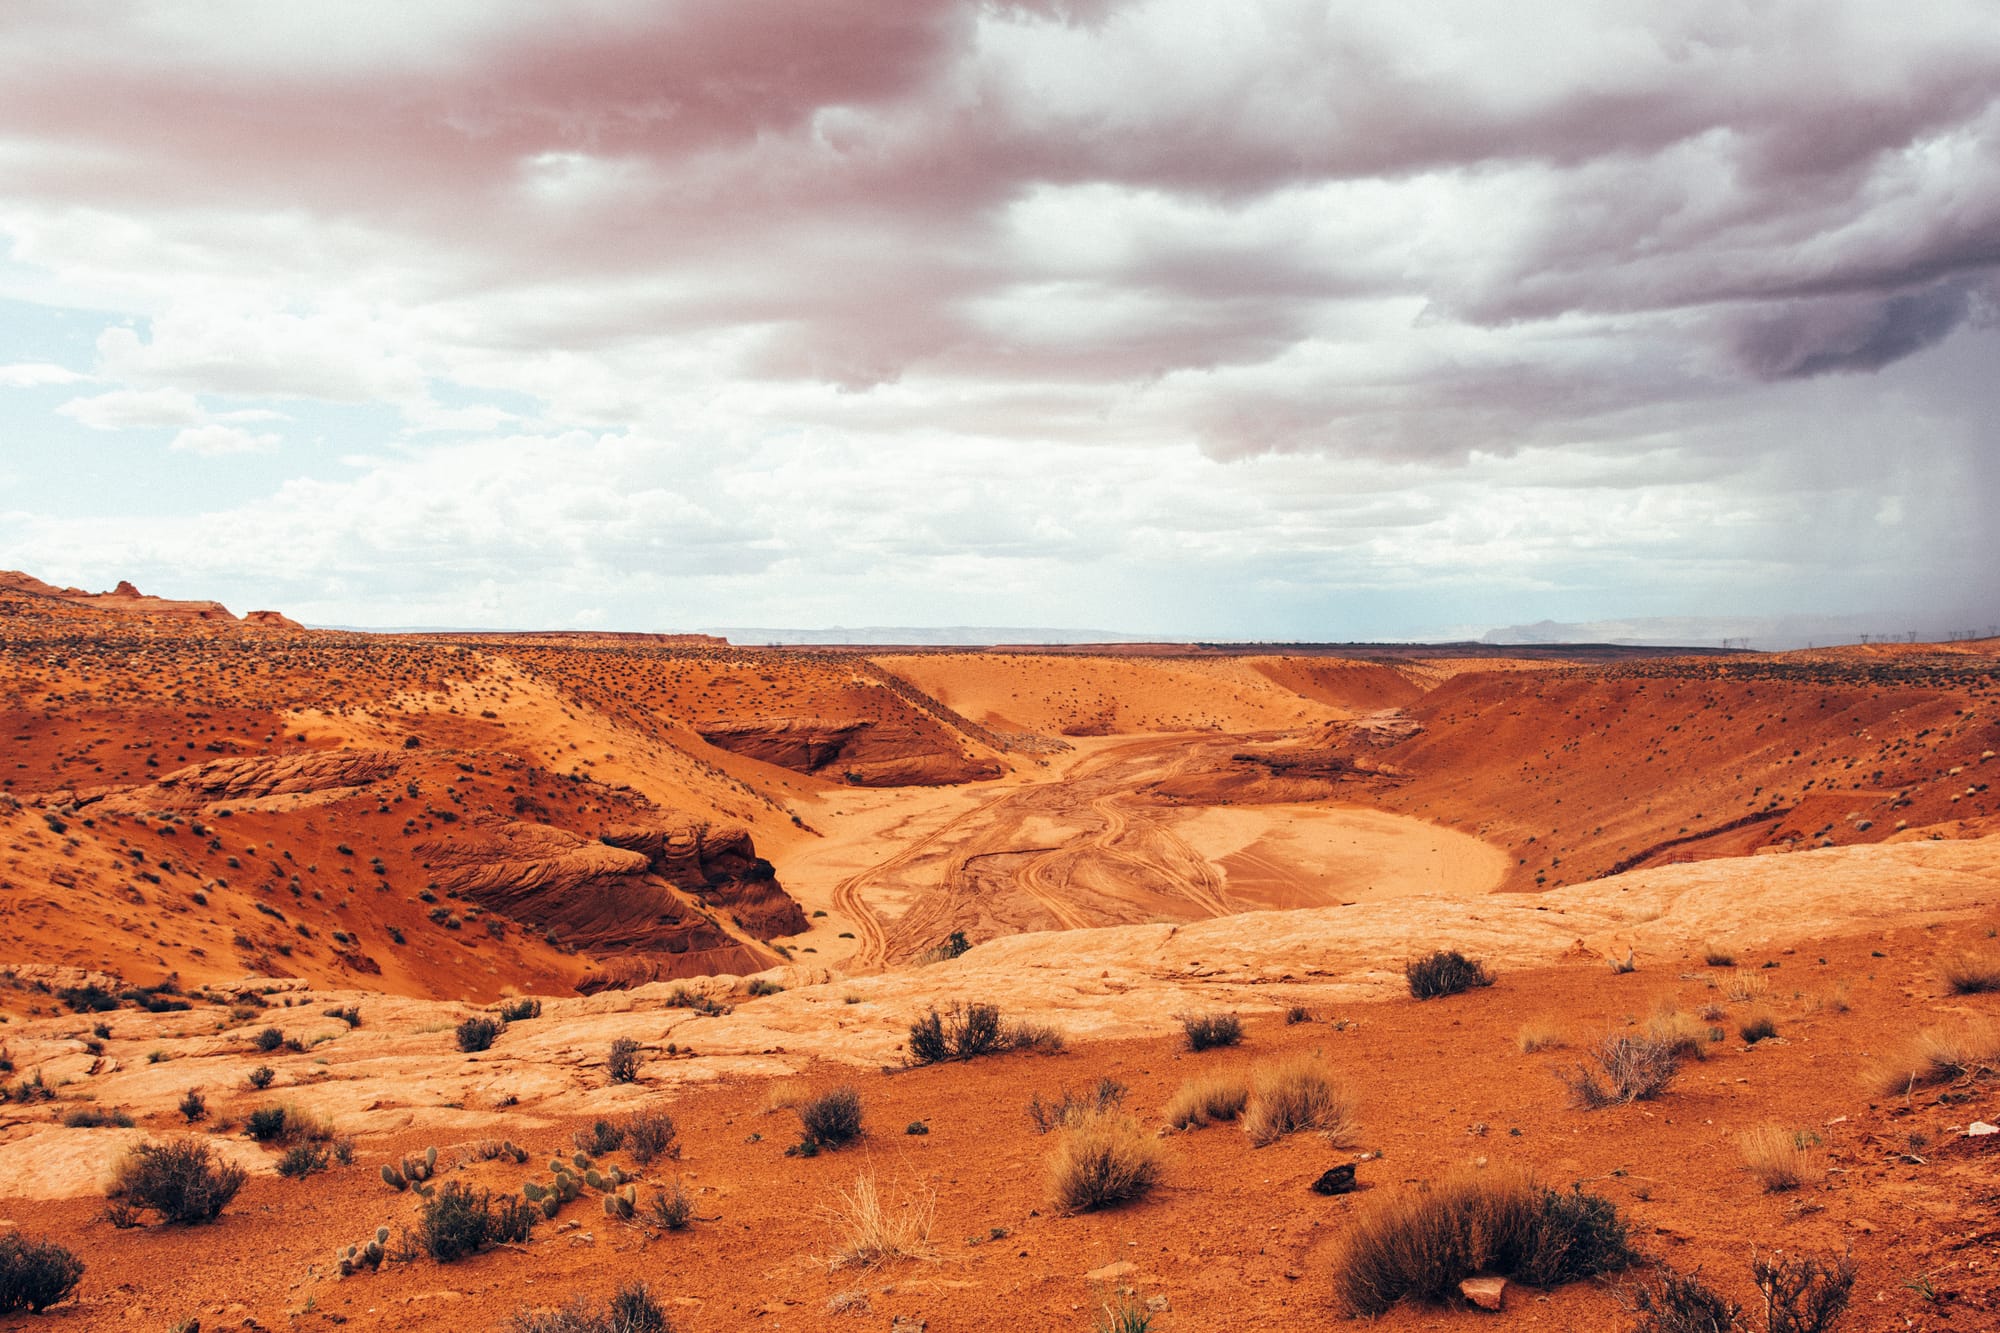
[1329, 1165, 1631, 1314]
[647, 1179, 693, 1231]
[1938, 948, 2000, 995]
[1738, 1126, 1816, 1193]
[1871, 1020, 2000, 1094]
[1517, 1018, 1566, 1054]
[415, 1180, 536, 1262]
[797, 1086, 864, 1150]
[109, 1138, 247, 1224]
[60, 1104, 134, 1128]
[607, 1036, 642, 1084]
[1048, 1110, 1164, 1212]
[577, 1119, 626, 1156]
[1164, 1072, 1250, 1130]
[178, 1087, 207, 1123]
[1244, 1052, 1354, 1147]
[498, 997, 542, 1022]
[324, 1005, 361, 1027]
[252, 1026, 284, 1053]
[1404, 950, 1494, 1000]
[0, 1233, 85, 1313]
[1004, 1019, 1067, 1054]
[905, 1003, 1004, 1064]
[1703, 944, 1737, 968]
[247, 1065, 275, 1090]
[824, 1173, 937, 1268]
[56, 984, 119, 1013]
[277, 1141, 329, 1179]
[508, 1282, 673, 1333]
[245, 1106, 288, 1142]
[1027, 1077, 1127, 1134]
[1626, 1264, 1742, 1333]
[1177, 1012, 1243, 1052]
[745, 978, 784, 997]
[1739, 1010, 1779, 1044]
[455, 1016, 501, 1053]
[1559, 1035, 1680, 1108]
[1754, 1250, 1854, 1333]
[624, 1109, 679, 1164]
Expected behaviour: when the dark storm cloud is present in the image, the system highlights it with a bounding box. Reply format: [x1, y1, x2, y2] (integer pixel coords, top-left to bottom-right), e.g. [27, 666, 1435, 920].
[1732, 279, 1994, 380]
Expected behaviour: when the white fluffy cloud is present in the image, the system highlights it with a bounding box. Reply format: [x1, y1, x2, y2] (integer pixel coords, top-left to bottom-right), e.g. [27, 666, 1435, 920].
[0, 0, 1994, 634]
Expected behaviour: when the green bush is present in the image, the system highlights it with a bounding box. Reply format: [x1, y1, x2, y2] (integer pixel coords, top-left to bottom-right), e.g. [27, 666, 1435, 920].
[1404, 951, 1495, 999]
[498, 997, 542, 1022]
[245, 1106, 288, 1142]
[607, 1036, 642, 1084]
[277, 1141, 329, 1179]
[456, 1016, 501, 1053]
[415, 1180, 536, 1262]
[506, 1282, 672, 1333]
[109, 1138, 247, 1224]
[252, 1026, 285, 1052]
[796, 1086, 863, 1150]
[906, 1003, 1004, 1064]
[0, 1233, 85, 1313]
[1177, 1012, 1243, 1051]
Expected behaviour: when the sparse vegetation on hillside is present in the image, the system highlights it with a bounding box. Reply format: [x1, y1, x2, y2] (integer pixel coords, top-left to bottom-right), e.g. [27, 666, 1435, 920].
[606, 1036, 643, 1084]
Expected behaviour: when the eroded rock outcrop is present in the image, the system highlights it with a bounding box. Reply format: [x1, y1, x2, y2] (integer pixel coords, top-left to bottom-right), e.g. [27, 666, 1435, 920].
[104, 750, 404, 810]
[601, 819, 807, 938]
[417, 819, 804, 989]
[698, 716, 1001, 786]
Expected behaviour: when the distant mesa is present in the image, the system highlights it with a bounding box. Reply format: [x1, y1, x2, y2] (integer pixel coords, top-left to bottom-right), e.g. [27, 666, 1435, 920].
[0, 568, 303, 630]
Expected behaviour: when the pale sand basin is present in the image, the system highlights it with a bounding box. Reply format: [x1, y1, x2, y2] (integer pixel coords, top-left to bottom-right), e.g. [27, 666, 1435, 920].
[1171, 803, 1508, 907]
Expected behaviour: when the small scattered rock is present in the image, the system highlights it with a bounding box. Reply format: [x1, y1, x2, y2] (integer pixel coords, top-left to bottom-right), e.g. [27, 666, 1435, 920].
[1311, 1164, 1358, 1195]
[890, 1318, 927, 1333]
[1085, 1261, 1137, 1281]
[1460, 1276, 1507, 1311]
[827, 1291, 871, 1316]
[1145, 1296, 1171, 1313]
[1967, 1122, 1997, 1137]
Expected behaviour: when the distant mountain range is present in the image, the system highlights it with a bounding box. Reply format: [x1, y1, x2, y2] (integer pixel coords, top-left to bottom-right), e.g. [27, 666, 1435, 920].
[699, 626, 1168, 646]
[1480, 615, 1998, 652]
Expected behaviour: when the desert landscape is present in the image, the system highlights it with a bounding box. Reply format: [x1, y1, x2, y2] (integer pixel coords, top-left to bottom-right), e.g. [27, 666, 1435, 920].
[0, 571, 1994, 1330]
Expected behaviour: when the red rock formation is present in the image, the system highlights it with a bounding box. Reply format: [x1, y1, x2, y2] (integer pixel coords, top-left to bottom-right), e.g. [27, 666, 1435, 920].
[698, 716, 1001, 786]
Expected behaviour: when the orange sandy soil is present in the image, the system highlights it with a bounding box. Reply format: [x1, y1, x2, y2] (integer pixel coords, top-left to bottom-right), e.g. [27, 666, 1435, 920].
[1, 915, 1996, 1331]
[4, 576, 2000, 1329]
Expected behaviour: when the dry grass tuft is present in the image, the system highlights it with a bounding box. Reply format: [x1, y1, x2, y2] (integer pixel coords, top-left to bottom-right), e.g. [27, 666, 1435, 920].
[1870, 1020, 2000, 1095]
[1938, 948, 2000, 995]
[1645, 1001, 1714, 1061]
[822, 1173, 937, 1269]
[1047, 1111, 1165, 1212]
[1738, 1008, 1779, 1044]
[760, 1079, 807, 1116]
[1164, 1072, 1251, 1129]
[1243, 1052, 1354, 1147]
[1329, 1163, 1632, 1314]
[1722, 971, 1770, 1003]
[1516, 1017, 1566, 1054]
[1702, 944, 1736, 967]
[1737, 1125, 1816, 1193]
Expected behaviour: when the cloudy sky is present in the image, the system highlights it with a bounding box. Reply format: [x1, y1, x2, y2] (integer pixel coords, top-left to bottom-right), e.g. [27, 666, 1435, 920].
[1, 1, 1995, 640]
